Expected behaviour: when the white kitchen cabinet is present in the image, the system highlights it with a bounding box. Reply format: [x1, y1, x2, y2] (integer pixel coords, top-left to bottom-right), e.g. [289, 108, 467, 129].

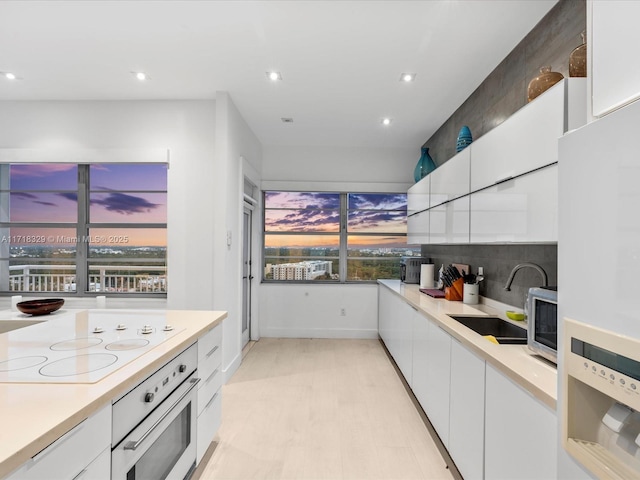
[424, 319, 451, 447]
[469, 164, 558, 243]
[196, 323, 223, 464]
[591, 1, 640, 117]
[449, 339, 485, 480]
[378, 285, 414, 384]
[429, 195, 470, 244]
[484, 363, 557, 480]
[5, 405, 111, 480]
[407, 174, 430, 215]
[411, 310, 429, 411]
[429, 147, 470, 209]
[470, 81, 565, 192]
[407, 210, 429, 245]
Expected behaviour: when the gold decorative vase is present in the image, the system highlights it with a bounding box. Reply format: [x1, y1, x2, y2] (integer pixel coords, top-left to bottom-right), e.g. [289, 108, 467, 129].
[527, 66, 564, 102]
[569, 31, 587, 77]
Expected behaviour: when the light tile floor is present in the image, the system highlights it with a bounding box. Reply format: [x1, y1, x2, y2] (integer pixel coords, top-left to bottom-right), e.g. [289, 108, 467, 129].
[197, 338, 453, 480]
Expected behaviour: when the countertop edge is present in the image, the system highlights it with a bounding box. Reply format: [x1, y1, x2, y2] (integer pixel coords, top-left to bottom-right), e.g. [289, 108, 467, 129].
[378, 280, 557, 411]
[0, 310, 227, 479]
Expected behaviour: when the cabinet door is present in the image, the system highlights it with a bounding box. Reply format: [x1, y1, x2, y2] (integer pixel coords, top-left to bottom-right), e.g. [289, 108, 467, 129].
[378, 286, 412, 383]
[407, 210, 429, 245]
[411, 311, 429, 411]
[424, 320, 451, 447]
[485, 364, 557, 480]
[449, 339, 485, 480]
[469, 164, 557, 243]
[591, 1, 640, 116]
[429, 147, 470, 209]
[429, 196, 470, 244]
[6, 405, 111, 480]
[408, 175, 430, 215]
[470, 81, 564, 192]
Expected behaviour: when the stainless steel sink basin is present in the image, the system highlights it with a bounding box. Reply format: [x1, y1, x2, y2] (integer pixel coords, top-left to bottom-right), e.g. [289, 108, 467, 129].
[447, 315, 527, 344]
[0, 319, 45, 334]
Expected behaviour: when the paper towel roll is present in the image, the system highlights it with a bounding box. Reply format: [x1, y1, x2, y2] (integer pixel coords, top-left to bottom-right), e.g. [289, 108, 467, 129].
[420, 264, 435, 289]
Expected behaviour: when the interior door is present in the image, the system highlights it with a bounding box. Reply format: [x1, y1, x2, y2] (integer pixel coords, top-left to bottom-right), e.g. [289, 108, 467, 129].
[241, 205, 253, 348]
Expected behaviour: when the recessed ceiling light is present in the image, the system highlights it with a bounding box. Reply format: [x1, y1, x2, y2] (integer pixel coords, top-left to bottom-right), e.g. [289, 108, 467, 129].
[400, 73, 416, 82]
[5, 72, 17, 80]
[381, 118, 392, 126]
[134, 72, 148, 81]
[281, 117, 294, 123]
[267, 71, 282, 81]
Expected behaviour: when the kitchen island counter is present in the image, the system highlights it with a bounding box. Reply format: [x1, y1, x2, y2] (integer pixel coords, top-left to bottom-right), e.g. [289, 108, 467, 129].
[378, 280, 556, 409]
[0, 308, 226, 479]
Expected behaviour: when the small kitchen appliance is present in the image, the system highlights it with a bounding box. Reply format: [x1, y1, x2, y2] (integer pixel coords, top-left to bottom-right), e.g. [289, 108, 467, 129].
[400, 256, 430, 284]
[563, 317, 640, 479]
[527, 286, 558, 364]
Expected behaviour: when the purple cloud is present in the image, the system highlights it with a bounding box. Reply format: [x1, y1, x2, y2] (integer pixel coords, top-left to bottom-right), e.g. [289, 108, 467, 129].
[92, 193, 159, 215]
[57, 192, 78, 202]
[34, 201, 57, 206]
[10, 192, 38, 200]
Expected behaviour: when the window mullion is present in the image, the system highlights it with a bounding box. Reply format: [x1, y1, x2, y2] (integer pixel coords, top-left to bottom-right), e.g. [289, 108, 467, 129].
[76, 165, 89, 294]
[339, 193, 347, 282]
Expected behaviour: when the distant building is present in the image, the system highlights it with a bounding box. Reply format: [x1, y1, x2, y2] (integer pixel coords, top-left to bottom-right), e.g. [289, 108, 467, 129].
[272, 260, 332, 280]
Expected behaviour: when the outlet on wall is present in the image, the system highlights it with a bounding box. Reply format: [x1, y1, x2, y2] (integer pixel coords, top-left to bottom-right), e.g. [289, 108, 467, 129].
[340, 308, 346, 316]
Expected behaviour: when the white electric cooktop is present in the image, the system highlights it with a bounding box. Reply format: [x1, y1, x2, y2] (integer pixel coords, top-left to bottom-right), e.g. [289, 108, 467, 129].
[0, 309, 184, 384]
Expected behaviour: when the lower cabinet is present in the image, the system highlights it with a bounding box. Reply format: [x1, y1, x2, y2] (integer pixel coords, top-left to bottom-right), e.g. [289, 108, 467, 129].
[378, 285, 414, 385]
[424, 319, 451, 447]
[197, 324, 223, 464]
[378, 285, 558, 480]
[484, 363, 557, 479]
[449, 339, 485, 480]
[5, 405, 111, 480]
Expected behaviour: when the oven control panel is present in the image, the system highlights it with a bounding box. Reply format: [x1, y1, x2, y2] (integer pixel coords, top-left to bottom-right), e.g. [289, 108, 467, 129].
[112, 343, 198, 445]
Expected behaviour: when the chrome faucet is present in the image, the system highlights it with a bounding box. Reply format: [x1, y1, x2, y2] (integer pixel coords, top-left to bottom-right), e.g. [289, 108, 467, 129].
[504, 262, 548, 291]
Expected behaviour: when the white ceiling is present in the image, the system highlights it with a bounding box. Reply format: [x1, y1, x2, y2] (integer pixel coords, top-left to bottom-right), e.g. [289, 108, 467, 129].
[0, 0, 557, 149]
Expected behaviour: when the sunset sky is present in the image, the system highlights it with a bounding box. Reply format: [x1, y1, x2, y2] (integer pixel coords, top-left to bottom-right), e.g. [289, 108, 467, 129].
[3, 164, 167, 246]
[264, 192, 408, 249]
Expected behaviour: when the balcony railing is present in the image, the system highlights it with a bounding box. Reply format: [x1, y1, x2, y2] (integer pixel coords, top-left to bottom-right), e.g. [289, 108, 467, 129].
[8, 265, 167, 293]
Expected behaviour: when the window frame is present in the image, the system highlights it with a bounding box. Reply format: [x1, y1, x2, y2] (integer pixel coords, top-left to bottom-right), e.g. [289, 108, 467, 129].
[263, 190, 416, 284]
[0, 163, 167, 297]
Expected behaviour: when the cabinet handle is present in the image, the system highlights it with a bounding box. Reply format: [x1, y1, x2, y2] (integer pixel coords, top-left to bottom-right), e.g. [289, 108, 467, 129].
[31, 418, 86, 463]
[72, 469, 88, 480]
[206, 345, 219, 358]
[124, 377, 200, 451]
[204, 392, 219, 411]
[495, 174, 514, 185]
[204, 368, 219, 386]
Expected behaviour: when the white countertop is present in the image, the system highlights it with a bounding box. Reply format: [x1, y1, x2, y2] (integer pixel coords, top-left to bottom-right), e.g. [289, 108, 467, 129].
[378, 280, 557, 410]
[0, 308, 226, 479]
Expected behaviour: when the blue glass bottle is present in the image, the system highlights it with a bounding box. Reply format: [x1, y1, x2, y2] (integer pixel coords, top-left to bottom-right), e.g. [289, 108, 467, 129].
[414, 147, 437, 182]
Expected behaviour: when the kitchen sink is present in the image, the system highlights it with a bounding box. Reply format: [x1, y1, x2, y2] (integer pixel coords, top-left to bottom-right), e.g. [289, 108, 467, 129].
[447, 315, 527, 344]
[0, 319, 45, 334]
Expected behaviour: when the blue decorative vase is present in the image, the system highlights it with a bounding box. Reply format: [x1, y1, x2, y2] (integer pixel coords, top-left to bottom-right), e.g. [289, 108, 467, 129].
[413, 147, 437, 182]
[456, 125, 473, 152]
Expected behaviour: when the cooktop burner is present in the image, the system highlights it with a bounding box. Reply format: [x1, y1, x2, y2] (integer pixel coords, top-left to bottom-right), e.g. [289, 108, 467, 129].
[0, 309, 185, 384]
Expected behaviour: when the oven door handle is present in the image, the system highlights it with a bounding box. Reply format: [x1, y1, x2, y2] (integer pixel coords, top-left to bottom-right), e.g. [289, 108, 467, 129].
[124, 377, 200, 451]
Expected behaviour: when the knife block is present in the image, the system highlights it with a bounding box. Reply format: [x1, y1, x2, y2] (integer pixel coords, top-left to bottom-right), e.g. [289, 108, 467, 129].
[445, 278, 464, 301]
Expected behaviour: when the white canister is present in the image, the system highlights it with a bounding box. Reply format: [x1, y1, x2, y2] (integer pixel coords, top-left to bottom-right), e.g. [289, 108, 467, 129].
[463, 283, 479, 305]
[419, 264, 435, 289]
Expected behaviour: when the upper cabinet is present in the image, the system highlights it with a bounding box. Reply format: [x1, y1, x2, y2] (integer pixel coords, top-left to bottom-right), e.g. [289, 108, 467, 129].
[429, 147, 470, 208]
[470, 82, 564, 193]
[408, 78, 586, 245]
[591, 0, 640, 117]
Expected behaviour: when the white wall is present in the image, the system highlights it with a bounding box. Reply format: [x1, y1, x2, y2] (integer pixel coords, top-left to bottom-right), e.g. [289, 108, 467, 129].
[0, 100, 217, 311]
[260, 144, 415, 338]
[213, 93, 263, 379]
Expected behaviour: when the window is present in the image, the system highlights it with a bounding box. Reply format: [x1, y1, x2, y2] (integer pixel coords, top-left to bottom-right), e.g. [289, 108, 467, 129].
[263, 191, 420, 282]
[0, 163, 167, 295]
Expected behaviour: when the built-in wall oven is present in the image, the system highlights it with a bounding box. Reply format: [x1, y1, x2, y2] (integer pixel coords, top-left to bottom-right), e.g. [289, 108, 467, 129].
[112, 344, 199, 480]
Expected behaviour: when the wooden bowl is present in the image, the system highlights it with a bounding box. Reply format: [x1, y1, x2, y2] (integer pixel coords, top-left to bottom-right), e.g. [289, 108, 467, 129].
[16, 298, 65, 316]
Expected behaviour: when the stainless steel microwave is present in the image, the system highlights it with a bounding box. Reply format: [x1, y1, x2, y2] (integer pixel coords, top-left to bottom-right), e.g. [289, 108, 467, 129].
[527, 286, 558, 364]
